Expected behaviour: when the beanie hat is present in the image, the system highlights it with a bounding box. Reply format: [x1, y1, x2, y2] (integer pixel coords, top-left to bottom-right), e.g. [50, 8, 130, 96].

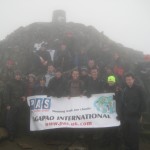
[107, 75, 116, 83]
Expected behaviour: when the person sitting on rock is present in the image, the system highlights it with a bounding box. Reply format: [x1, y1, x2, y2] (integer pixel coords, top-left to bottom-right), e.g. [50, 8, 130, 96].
[35, 42, 52, 74]
[54, 43, 72, 71]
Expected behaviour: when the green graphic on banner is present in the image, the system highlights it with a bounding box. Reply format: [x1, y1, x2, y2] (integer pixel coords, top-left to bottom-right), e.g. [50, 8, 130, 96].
[94, 95, 116, 114]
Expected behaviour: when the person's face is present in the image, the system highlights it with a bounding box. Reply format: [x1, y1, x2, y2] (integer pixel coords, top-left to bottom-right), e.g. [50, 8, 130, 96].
[91, 69, 98, 79]
[40, 79, 45, 86]
[15, 74, 21, 80]
[125, 76, 135, 87]
[72, 71, 79, 80]
[29, 77, 34, 83]
[48, 65, 54, 73]
[108, 81, 115, 86]
[88, 60, 95, 68]
[6, 63, 13, 69]
[61, 44, 66, 51]
[81, 70, 87, 76]
[105, 68, 113, 74]
[114, 53, 119, 60]
[55, 72, 62, 79]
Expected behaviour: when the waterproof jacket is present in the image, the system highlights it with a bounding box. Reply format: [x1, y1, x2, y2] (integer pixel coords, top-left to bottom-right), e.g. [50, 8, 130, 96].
[67, 79, 84, 97]
[6, 79, 26, 106]
[47, 77, 66, 97]
[122, 83, 146, 118]
[103, 84, 122, 120]
[86, 77, 103, 96]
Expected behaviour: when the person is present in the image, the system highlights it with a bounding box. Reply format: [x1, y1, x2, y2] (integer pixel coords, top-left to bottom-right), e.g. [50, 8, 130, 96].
[47, 69, 66, 97]
[74, 47, 88, 68]
[67, 69, 85, 97]
[24, 74, 36, 133]
[103, 75, 122, 150]
[54, 43, 72, 71]
[33, 76, 47, 95]
[104, 75, 121, 95]
[25, 74, 36, 97]
[5, 71, 26, 141]
[111, 52, 125, 80]
[1, 59, 15, 83]
[0, 75, 7, 126]
[66, 69, 86, 141]
[101, 65, 116, 83]
[45, 64, 55, 87]
[86, 68, 103, 97]
[87, 59, 99, 75]
[80, 66, 89, 91]
[85, 68, 103, 149]
[35, 42, 52, 74]
[121, 73, 146, 150]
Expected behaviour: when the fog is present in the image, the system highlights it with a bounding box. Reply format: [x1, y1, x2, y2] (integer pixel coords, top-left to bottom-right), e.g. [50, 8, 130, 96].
[0, 0, 150, 54]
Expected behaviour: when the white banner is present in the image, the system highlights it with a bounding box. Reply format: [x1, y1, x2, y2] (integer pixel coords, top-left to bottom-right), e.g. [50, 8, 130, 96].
[27, 93, 120, 131]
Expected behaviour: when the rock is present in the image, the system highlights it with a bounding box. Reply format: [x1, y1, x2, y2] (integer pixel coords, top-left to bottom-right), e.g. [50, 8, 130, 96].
[52, 10, 66, 23]
[142, 123, 150, 130]
[0, 127, 8, 140]
[143, 112, 150, 122]
[140, 130, 150, 140]
[68, 146, 87, 150]
[45, 140, 69, 145]
[0, 11, 144, 74]
[17, 142, 32, 149]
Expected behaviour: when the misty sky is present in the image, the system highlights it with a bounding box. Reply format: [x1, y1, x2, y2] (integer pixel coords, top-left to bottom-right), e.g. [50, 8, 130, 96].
[0, 0, 150, 54]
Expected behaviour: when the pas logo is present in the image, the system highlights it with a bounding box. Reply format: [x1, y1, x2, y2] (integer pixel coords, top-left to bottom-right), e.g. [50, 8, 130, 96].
[94, 96, 115, 114]
[30, 97, 51, 110]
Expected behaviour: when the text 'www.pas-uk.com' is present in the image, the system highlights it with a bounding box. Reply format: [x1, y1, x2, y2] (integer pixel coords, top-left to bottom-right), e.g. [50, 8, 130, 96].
[45, 121, 92, 127]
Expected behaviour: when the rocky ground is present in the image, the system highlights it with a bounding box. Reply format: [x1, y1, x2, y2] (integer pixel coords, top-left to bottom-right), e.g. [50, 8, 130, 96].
[0, 113, 150, 150]
[0, 131, 150, 150]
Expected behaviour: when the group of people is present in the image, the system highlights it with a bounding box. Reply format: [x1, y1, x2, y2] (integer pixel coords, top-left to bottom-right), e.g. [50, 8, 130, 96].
[0, 41, 147, 150]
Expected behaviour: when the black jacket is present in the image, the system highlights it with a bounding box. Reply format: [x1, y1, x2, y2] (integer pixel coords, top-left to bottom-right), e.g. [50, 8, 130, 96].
[47, 77, 66, 97]
[6, 79, 26, 106]
[86, 77, 103, 96]
[54, 50, 72, 71]
[33, 85, 47, 95]
[35, 50, 52, 74]
[122, 84, 146, 118]
[103, 84, 122, 120]
[36, 50, 51, 64]
[80, 75, 89, 91]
